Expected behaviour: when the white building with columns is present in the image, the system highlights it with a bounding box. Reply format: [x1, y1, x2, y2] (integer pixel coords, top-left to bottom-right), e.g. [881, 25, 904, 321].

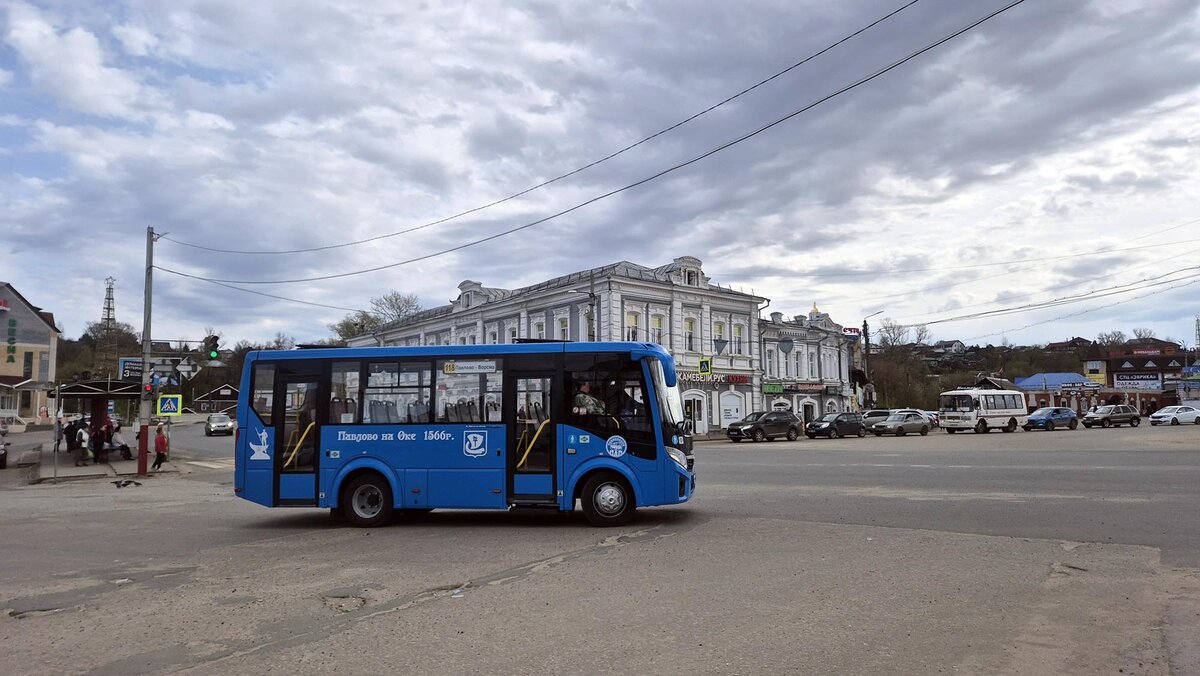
[759, 306, 855, 422]
[350, 256, 855, 433]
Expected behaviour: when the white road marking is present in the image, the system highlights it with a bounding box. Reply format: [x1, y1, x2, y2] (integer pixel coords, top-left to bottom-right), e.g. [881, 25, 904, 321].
[186, 461, 231, 469]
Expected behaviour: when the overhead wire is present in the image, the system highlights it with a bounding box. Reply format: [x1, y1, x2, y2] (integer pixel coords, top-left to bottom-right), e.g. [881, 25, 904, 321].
[961, 277, 1200, 342]
[156, 0, 924, 256]
[155, 267, 368, 313]
[155, 0, 1030, 286]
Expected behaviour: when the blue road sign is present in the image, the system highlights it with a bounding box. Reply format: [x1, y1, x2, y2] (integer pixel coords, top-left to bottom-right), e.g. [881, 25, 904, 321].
[157, 394, 182, 417]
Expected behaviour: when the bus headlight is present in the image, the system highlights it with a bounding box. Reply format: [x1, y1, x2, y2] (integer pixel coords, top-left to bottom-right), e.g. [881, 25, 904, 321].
[667, 447, 688, 470]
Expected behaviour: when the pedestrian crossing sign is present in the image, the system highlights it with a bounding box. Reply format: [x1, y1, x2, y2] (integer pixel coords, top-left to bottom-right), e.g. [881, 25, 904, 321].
[698, 358, 712, 376]
[157, 394, 182, 417]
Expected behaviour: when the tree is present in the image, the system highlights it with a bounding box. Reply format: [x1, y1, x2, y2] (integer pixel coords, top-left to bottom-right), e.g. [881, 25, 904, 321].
[1132, 327, 1156, 340]
[911, 324, 931, 346]
[329, 291, 422, 342]
[1095, 330, 1127, 346]
[876, 318, 910, 347]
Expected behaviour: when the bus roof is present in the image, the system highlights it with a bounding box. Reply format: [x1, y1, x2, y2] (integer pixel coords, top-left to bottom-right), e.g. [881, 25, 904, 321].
[246, 341, 670, 362]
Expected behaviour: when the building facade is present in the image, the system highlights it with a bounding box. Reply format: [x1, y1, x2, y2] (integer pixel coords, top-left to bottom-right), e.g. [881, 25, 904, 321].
[0, 283, 60, 425]
[758, 307, 855, 422]
[350, 257, 772, 433]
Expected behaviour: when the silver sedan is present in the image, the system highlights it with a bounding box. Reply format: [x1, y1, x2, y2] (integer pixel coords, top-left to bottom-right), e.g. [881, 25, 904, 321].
[871, 413, 931, 437]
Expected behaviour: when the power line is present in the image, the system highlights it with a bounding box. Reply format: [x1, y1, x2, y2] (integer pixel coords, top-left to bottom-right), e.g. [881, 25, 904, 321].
[913, 266, 1200, 327]
[157, 0, 924, 256]
[712, 235, 1200, 281]
[962, 278, 1200, 342]
[154, 267, 368, 313]
[156, 0, 1030, 285]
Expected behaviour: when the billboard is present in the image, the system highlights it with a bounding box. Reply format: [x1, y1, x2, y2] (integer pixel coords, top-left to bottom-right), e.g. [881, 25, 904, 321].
[1113, 373, 1161, 390]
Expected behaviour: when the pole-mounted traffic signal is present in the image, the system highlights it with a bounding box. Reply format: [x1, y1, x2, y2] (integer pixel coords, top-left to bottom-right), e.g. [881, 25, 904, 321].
[204, 335, 220, 360]
[143, 382, 154, 400]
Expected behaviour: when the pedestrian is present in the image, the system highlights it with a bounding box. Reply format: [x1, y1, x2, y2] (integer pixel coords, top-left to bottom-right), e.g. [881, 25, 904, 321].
[152, 425, 168, 471]
[112, 424, 132, 461]
[75, 423, 90, 467]
[53, 418, 63, 453]
[90, 423, 105, 464]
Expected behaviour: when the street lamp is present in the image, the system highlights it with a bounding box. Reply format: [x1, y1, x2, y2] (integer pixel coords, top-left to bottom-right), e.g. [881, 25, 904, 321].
[567, 271, 600, 342]
[862, 310, 884, 407]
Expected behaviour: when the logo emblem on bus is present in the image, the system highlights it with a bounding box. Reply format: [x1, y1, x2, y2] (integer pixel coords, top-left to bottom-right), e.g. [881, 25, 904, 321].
[605, 435, 627, 458]
[464, 431, 487, 457]
[249, 428, 271, 460]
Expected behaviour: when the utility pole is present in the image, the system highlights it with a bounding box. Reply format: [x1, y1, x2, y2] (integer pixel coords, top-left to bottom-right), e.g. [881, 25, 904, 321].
[138, 227, 156, 476]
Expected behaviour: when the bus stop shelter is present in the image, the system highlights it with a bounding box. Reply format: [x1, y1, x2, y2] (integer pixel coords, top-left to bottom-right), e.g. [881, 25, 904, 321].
[53, 379, 144, 426]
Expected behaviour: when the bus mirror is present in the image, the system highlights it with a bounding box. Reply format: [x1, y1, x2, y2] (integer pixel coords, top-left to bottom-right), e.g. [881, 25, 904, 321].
[679, 419, 694, 435]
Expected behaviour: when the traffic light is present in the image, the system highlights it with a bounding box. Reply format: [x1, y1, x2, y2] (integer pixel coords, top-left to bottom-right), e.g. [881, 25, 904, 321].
[204, 335, 220, 360]
[143, 382, 154, 400]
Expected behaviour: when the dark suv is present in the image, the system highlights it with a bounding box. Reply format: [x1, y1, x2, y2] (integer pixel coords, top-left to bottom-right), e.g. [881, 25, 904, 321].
[806, 412, 866, 439]
[1081, 404, 1141, 428]
[727, 411, 803, 442]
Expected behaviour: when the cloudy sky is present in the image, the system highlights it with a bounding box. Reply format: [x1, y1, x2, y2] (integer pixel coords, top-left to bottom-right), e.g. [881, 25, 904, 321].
[2, 0, 1199, 348]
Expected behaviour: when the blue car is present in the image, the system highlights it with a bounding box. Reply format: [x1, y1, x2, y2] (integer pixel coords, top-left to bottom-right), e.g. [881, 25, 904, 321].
[1023, 407, 1078, 431]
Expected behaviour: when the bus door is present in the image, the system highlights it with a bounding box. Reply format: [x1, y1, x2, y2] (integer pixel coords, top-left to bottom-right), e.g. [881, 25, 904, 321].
[275, 376, 322, 505]
[506, 370, 557, 503]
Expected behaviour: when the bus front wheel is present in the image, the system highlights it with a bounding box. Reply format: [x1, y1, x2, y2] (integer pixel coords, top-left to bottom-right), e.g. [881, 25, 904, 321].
[580, 473, 635, 527]
[342, 473, 394, 528]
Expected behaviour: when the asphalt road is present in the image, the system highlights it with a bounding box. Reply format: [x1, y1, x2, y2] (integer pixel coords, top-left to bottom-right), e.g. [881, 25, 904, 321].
[2, 423, 1195, 674]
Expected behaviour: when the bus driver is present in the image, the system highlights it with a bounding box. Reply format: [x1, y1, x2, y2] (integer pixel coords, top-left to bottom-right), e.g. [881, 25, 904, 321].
[574, 381, 605, 415]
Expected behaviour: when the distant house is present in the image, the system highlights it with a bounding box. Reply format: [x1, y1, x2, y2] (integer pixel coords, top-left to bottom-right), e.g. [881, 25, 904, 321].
[193, 384, 238, 414]
[932, 340, 966, 354]
[1046, 337, 1092, 352]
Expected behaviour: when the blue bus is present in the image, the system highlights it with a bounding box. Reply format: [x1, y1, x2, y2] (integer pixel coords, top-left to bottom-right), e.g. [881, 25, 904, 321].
[234, 341, 695, 526]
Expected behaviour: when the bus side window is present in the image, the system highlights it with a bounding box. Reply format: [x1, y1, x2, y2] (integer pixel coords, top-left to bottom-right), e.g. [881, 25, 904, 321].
[330, 361, 361, 424]
[252, 364, 275, 425]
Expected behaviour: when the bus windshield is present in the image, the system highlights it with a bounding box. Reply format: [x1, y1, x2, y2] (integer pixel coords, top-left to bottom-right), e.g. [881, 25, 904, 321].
[940, 394, 974, 412]
[649, 358, 684, 429]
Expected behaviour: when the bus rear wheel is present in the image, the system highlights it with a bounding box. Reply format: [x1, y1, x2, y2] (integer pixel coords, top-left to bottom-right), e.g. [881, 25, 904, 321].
[342, 473, 394, 528]
[580, 473, 635, 527]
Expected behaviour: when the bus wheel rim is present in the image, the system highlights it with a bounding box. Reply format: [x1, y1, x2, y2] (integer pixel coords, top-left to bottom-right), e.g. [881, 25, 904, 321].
[594, 483, 625, 516]
[352, 485, 383, 519]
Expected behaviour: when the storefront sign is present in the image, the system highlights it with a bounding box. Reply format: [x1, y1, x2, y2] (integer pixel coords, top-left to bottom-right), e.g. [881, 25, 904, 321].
[5, 318, 16, 364]
[1113, 373, 1161, 390]
[1131, 349, 1161, 356]
[681, 372, 750, 388]
[782, 382, 824, 394]
[762, 383, 784, 394]
[719, 391, 743, 426]
[842, 327, 860, 335]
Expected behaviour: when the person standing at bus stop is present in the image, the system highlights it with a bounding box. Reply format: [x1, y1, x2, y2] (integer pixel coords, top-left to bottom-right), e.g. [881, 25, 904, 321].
[152, 425, 168, 471]
[53, 418, 62, 453]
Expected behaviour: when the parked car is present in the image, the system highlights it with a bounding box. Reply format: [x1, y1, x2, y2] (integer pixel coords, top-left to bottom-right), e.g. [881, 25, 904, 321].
[1022, 407, 1078, 431]
[1081, 405, 1140, 428]
[871, 412, 930, 437]
[806, 412, 865, 439]
[204, 413, 236, 436]
[1149, 405, 1200, 426]
[727, 411, 802, 442]
[860, 409, 892, 428]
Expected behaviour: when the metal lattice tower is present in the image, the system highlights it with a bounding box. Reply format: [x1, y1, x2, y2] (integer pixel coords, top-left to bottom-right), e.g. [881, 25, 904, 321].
[95, 277, 118, 377]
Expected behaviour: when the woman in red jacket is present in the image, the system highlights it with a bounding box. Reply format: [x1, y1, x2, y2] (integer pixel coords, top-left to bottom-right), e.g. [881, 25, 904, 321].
[152, 425, 168, 471]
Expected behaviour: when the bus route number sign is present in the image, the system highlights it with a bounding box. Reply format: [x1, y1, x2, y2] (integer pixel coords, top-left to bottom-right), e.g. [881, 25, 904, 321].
[443, 360, 497, 375]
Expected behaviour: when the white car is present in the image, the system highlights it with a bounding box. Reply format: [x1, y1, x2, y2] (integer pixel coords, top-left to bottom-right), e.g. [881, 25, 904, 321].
[1149, 405, 1200, 426]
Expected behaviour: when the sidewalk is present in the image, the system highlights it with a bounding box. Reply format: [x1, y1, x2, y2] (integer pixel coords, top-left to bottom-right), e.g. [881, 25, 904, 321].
[29, 444, 178, 483]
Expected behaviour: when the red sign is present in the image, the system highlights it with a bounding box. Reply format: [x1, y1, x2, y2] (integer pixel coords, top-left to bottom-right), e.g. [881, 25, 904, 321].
[727, 375, 751, 384]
